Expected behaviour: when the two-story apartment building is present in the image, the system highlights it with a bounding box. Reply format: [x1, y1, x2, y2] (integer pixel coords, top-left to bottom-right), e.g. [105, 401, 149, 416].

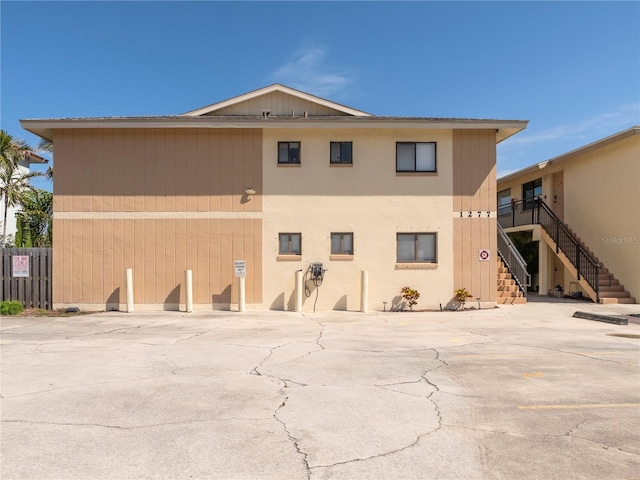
[21, 84, 527, 311]
[498, 126, 639, 304]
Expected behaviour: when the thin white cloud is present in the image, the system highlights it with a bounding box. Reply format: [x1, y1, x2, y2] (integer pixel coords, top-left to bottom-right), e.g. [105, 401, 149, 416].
[497, 103, 639, 176]
[270, 45, 354, 98]
[506, 103, 640, 147]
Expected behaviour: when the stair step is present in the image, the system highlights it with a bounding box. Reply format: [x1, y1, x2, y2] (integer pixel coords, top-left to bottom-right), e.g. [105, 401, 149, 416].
[498, 273, 513, 280]
[498, 290, 524, 298]
[600, 297, 637, 305]
[599, 291, 632, 299]
[598, 285, 625, 293]
[617, 297, 637, 304]
[497, 296, 527, 305]
[498, 285, 519, 292]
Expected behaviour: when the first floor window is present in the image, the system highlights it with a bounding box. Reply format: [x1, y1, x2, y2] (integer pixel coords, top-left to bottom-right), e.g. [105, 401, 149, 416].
[278, 142, 301, 164]
[279, 233, 301, 255]
[396, 142, 436, 172]
[330, 142, 353, 164]
[397, 233, 437, 263]
[331, 232, 354, 255]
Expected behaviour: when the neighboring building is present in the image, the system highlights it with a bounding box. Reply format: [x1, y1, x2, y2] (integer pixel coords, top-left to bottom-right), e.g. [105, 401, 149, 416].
[498, 126, 639, 304]
[0, 152, 48, 244]
[21, 84, 526, 311]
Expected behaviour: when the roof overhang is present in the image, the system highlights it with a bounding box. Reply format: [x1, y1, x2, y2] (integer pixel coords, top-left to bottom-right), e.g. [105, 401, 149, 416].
[498, 125, 640, 183]
[21, 116, 528, 144]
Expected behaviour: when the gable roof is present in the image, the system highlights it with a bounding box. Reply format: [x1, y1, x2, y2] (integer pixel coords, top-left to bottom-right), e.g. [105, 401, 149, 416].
[182, 83, 372, 117]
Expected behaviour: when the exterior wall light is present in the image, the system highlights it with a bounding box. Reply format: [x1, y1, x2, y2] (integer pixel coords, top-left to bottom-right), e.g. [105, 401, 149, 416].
[244, 188, 256, 195]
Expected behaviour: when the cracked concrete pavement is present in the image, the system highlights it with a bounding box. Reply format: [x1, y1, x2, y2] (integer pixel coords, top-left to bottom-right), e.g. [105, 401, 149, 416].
[1, 298, 639, 479]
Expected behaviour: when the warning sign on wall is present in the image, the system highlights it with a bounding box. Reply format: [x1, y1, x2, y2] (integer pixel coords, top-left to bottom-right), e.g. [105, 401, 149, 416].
[478, 249, 491, 262]
[12, 255, 29, 277]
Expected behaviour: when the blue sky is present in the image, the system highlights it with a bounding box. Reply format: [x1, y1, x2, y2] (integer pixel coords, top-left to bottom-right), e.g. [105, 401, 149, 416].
[1, 1, 638, 191]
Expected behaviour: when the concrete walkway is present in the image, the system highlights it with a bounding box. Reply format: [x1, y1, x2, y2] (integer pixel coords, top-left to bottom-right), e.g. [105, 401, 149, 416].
[2, 302, 639, 479]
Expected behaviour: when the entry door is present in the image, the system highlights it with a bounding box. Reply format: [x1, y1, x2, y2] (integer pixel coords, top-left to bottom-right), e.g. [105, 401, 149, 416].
[552, 171, 564, 221]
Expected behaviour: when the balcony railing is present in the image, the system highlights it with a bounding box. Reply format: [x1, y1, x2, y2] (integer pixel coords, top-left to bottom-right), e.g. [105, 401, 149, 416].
[497, 224, 531, 296]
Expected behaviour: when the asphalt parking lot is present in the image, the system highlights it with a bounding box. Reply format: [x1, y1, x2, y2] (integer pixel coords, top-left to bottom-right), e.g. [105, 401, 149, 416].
[2, 299, 639, 479]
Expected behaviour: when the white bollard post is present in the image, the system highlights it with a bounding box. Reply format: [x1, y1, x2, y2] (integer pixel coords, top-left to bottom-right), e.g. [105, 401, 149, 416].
[185, 270, 193, 313]
[126, 268, 134, 313]
[295, 270, 303, 312]
[238, 276, 246, 313]
[360, 270, 369, 313]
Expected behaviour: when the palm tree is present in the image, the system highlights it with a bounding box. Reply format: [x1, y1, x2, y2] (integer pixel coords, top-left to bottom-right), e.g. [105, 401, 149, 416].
[15, 189, 53, 247]
[0, 131, 43, 245]
[38, 138, 54, 181]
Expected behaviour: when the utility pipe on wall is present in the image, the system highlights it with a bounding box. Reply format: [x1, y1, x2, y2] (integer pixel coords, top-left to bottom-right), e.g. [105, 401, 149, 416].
[185, 270, 193, 313]
[126, 268, 134, 313]
[295, 270, 303, 312]
[360, 270, 369, 313]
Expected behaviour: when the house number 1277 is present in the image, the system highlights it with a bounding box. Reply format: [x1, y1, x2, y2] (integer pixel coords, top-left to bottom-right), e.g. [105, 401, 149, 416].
[460, 211, 491, 218]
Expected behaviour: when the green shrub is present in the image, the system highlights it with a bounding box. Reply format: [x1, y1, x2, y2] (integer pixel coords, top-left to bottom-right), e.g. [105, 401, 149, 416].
[0, 301, 24, 315]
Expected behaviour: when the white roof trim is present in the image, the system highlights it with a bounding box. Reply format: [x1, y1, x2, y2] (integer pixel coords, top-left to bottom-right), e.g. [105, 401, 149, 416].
[182, 84, 372, 117]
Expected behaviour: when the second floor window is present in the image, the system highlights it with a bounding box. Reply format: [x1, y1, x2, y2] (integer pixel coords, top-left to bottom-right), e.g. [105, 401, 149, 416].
[396, 142, 436, 172]
[278, 142, 301, 164]
[330, 142, 353, 164]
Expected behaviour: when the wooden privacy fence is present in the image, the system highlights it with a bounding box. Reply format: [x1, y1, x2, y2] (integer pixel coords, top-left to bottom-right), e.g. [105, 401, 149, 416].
[1, 248, 52, 310]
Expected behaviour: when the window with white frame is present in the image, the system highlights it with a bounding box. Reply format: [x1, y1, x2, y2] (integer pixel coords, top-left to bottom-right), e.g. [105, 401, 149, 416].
[330, 142, 353, 164]
[396, 142, 436, 172]
[396, 233, 437, 263]
[279, 233, 301, 255]
[331, 232, 354, 255]
[278, 142, 301, 164]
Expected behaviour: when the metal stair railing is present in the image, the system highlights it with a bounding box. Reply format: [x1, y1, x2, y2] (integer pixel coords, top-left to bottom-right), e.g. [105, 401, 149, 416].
[497, 224, 531, 297]
[498, 198, 611, 302]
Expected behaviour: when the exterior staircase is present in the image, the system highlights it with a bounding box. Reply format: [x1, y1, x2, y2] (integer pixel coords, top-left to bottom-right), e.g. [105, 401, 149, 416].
[500, 198, 636, 304]
[497, 258, 526, 304]
[549, 226, 636, 304]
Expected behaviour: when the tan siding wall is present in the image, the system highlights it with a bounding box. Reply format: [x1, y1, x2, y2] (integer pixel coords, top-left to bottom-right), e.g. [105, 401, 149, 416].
[52, 128, 263, 309]
[210, 91, 347, 116]
[54, 128, 262, 213]
[53, 218, 262, 308]
[452, 130, 498, 302]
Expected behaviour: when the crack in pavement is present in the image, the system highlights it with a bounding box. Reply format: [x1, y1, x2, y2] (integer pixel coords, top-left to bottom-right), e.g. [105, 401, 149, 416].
[273, 391, 311, 480]
[313, 348, 447, 471]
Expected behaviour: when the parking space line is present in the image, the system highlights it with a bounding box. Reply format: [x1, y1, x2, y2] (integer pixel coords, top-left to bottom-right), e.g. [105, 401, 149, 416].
[518, 403, 640, 410]
[453, 351, 631, 358]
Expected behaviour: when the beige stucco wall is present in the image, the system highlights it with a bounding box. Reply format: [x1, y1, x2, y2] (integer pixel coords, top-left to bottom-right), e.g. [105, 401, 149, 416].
[498, 133, 639, 301]
[262, 128, 496, 311]
[562, 135, 639, 301]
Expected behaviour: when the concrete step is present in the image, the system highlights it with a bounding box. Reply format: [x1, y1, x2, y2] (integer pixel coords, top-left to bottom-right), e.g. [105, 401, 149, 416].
[498, 285, 520, 292]
[498, 273, 513, 280]
[598, 285, 625, 293]
[600, 297, 637, 305]
[600, 291, 632, 299]
[498, 290, 524, 298]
